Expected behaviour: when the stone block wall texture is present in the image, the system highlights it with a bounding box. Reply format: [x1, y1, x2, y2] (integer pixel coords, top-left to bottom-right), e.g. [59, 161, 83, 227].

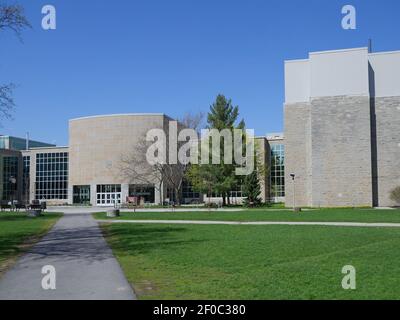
[284, 102, 312, 207]
[374, 96, 400, 206]
[310, 95, 373, 207]
[69, 114, 166, 188]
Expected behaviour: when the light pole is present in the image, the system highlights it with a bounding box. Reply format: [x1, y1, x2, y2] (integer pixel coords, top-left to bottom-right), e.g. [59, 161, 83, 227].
[9, 176, 17, 211]
[290, 173, 296, 212]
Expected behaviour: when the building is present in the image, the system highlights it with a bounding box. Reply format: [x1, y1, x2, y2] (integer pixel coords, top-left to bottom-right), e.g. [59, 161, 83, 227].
[0, 135, 55, 151]
[0, 149, 23, 204]
[0, 136, 54, 204]
[7, 46, 399, 208]
[203, 134, 285, 205]
[284, 47, 400, 207]
[1, 114, 285, 206]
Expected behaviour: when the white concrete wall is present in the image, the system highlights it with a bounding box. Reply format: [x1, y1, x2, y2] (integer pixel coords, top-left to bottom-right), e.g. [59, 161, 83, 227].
[309, 48, 369, 98]
[284, 59, 310, 103]
[369, 51, 400, 98]
[285, 48, 371, 102]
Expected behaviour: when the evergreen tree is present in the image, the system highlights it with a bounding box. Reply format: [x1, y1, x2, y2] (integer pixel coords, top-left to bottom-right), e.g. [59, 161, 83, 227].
[242, 170, 261, 207]
[206, 94, 245, 206]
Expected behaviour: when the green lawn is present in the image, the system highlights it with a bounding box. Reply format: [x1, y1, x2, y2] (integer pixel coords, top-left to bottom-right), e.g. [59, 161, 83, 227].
[101, 222, 400, 299]
[0, 212, 62, 275]
[94, 208, 400, 223]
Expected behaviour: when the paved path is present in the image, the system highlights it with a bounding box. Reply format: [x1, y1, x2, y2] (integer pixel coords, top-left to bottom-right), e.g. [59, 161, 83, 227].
[98, 219, 400, 228]
[0, 211, 136, 300]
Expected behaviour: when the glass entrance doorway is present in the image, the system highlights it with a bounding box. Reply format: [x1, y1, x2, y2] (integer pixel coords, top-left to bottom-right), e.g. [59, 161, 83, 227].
[96, 184, 121, 206]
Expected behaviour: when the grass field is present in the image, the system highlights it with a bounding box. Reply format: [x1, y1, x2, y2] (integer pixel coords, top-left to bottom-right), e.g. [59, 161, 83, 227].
[100, 219, 400, 300]
[94, 208, 400, 223]
[0, 212, 62, 276]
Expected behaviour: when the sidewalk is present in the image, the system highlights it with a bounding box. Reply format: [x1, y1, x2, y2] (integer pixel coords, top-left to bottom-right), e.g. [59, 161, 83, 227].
[0, 212, 136, 300]
[97, 219, 400, 228]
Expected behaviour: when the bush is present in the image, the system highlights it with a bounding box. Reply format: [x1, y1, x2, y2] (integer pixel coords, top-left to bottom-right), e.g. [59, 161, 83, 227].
[390, 186, 400, 206]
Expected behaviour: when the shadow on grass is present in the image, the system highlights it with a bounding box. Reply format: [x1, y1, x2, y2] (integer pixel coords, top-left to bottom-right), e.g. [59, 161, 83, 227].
[0, 216, 60, 268]
[1, 213, 201, 267]
[103, 223, 203, 256]
[0, 213, 60, 223]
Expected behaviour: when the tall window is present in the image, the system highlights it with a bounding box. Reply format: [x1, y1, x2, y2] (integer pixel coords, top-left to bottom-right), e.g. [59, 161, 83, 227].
[270, 144, 285, 199]
[2, 156, 19, 201]
[73, 185, 90, 204]
[23, 156, 30, 201]
[182, 180, 200, 201]
[35, 152, 69, 200]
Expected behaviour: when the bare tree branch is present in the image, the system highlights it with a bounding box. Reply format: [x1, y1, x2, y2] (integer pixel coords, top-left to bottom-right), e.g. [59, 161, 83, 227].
[0, 83, 15, 122]
[0, 3, 32, 40]
[0, 3, 31, 125]
[179, 111, 205, 134]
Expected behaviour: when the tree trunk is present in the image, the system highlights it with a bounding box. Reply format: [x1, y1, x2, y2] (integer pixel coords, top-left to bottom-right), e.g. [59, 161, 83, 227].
[175, 188, 181, 206]
[159, 182, 163, 205]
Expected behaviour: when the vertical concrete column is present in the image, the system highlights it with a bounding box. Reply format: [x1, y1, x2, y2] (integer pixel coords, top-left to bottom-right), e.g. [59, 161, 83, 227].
[90, 183, 97, 206]
[121, 183, 129, 204]
[29, 152, 36, 203]
[68, 185, 74, 205]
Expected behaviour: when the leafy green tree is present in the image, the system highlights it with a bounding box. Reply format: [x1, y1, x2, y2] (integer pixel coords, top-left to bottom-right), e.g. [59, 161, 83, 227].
[242, 170, 261, 207]
[186, 164, 221, 206]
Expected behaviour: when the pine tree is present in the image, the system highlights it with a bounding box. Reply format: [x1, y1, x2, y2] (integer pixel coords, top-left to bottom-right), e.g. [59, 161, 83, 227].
[242, 170, 261, 207]
[206, 94, 245, 206]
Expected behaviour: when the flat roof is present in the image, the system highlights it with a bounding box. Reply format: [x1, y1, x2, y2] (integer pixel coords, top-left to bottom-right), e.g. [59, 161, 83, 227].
[286, 47, 400, 63]
[309, 47, 368, 56]
[69, 113, 168, 122]
[0, 135, 55, 144]
[26, 146, 69, 151]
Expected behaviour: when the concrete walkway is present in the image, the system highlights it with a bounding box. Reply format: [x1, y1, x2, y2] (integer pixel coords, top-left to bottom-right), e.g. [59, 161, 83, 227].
[97, 219, 400, 228]
[0, 211, 136, 300]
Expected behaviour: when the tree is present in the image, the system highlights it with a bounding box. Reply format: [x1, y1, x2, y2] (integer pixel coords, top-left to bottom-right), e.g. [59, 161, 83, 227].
[119, 138, 165, 205]
[120, 112, 205, 206]
[0, 3, 31, 125]
[207, 95, 245, 131]
[207, 94, 245, 206]
[0, 3, 31, 38]
[0, 83, 15, 121]
[242, 170, 261, 207]
[186, 164, 221, 207]
[179, 111, 205, 134]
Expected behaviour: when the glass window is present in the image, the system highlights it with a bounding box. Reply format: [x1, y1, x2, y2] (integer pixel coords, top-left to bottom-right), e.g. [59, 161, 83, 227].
[2, 156, 19, 201]
[35, 152, 69, 200]
[96, 184, 122, 206]
[270, 144, 285, 198]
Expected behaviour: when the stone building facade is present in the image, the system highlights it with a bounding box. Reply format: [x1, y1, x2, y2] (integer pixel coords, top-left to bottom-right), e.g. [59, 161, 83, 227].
[284, 47, 400, 207]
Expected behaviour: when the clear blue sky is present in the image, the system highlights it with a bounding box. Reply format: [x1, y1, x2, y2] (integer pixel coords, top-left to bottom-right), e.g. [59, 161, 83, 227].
[1, 0, 400, 145]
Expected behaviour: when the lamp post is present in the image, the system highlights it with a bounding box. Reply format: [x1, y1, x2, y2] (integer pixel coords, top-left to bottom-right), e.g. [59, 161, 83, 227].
[9, 176, 17, 211]
[290, 173, 296, 212]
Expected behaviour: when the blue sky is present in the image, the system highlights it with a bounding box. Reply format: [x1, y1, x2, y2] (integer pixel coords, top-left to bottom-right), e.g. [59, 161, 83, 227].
[1, 0, 400, 145]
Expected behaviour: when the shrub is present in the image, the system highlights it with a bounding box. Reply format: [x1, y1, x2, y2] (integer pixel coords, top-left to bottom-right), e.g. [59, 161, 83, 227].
[390, 186, 400, 206]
